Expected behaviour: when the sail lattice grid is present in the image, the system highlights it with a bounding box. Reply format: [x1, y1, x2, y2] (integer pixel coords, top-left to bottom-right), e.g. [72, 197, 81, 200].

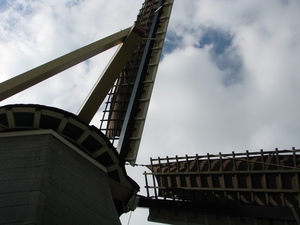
[99, 1, 159, 144]
[99, 0, 174, 164]
[142, 148, 300, 223]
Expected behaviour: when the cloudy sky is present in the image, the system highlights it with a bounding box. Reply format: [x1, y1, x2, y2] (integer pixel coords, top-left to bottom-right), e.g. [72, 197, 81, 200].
[1, 0, 300, 224]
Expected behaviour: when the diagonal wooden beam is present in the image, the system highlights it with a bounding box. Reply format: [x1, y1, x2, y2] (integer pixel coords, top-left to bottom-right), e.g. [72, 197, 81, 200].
[77, 25, 145, 124]
[0, 27, 133, 102]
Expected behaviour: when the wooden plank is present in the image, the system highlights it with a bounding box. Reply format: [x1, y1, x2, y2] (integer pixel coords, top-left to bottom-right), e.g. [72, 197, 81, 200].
[0, 28, 132, 102]
[0, 135, 45, 147]
[0, 167, 40, 181]
[47, 143, 105, 184]
[46, 169, 112, 208]
[43, 199, 90, 225]
[46, 133, 105, 173]
[43, 183, 118, 224]
[41, 209, 72, 225]
[0, 147, 41, 159]
[0, 192, 30, 208]
[0, 205, 28, 224]
[0, 157, 42, 169]
[0, 179, 37, 193]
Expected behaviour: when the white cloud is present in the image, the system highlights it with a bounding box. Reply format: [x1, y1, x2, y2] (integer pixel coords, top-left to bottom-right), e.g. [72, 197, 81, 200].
[137, 2, 300, 221]
[0, 0, 140, 110]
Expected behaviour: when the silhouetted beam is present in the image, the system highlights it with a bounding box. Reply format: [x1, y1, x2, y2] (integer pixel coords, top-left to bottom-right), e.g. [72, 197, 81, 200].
[0, 27, 132, 102]
[77, 25, 145, 124]
[137, 197, 298, 222]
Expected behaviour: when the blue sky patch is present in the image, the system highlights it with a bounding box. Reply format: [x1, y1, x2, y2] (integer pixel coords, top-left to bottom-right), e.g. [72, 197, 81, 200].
[0, 0, 12, 13]
[163, 31, 182, 55]
[218, 54, 243, 86]
[199, 29, 233, 54]
[198, 28, 243, 86]
[215, 50, 244, 86]
[66, 0, 83, 8]
[1, 1, 35, 17]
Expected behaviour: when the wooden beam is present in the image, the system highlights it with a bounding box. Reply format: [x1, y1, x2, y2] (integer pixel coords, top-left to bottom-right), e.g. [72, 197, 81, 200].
[0, 27, 132, 101]
[77, 25, 145, 124]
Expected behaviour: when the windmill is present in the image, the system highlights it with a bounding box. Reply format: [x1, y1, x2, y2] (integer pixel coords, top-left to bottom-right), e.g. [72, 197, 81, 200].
[1, 1, 299, 225]
[0, 0, 173, 224]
